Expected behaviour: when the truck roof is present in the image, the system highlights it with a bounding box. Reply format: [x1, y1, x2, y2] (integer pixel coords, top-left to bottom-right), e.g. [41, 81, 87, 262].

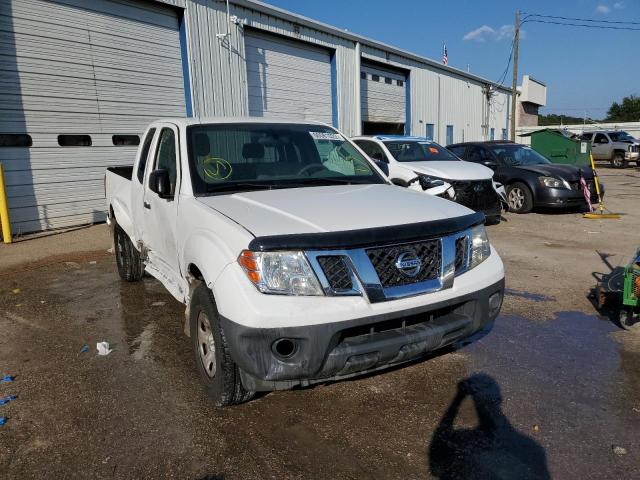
[148, 117, 334, 128]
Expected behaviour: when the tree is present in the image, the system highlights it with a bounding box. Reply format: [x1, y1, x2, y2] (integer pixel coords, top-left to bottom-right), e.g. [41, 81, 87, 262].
[606, 95, 640, 122]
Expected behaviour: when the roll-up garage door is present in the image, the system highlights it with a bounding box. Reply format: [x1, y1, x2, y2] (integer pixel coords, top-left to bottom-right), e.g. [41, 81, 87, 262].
[361, 62, 407, 135]
[0, 0, 186, 234]
[245, 29, 333, 124]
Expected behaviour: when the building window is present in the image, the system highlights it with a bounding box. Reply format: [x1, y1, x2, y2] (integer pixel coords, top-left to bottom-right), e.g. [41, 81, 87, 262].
[425, 124, 435, 141]
[490, 128, 495, 141]
[501, 128, 508, 140]
[371, 74, 380, 82]
[446, 125, 454, 146]
[112, 135, 140, 146]
[397, 79, 404, 87]
[360, 72, 366, 79]
[0, 134, 32, 147]
[385, 77, 392, 84]
[58, 135, 91, 147]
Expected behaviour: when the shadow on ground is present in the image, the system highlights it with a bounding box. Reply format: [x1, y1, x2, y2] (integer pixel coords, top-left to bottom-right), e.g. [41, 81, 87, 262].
[429, 373, 550, 480]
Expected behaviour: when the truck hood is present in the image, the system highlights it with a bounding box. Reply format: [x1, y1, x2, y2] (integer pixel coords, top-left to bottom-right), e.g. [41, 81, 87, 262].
[517, 163, 594, 181]
[401, 161, 493, 181]
[197, 184, 474, 237]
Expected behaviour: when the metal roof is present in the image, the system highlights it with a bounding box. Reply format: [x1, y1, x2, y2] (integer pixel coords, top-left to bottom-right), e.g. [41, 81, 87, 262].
[230, 0, 513, 93]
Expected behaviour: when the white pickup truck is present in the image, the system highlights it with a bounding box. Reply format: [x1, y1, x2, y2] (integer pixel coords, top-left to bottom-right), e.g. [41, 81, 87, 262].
[105, 118, 505, 406]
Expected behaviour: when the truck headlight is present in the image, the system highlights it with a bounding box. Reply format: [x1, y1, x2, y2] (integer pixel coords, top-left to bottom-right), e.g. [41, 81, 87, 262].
[238, 250, 323, 296]
[470, 225, 491, 269]
[539, 176, 566, 189]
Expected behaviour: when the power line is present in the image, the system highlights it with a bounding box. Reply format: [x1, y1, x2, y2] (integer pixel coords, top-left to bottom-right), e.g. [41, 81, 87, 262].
[494, 39, 514, 86]
[522, 18, 640, 31]
[522, 12, 640, 26]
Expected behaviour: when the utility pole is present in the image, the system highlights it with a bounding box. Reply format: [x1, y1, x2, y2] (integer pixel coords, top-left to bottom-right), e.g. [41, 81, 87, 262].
[510, 10, 520, 142]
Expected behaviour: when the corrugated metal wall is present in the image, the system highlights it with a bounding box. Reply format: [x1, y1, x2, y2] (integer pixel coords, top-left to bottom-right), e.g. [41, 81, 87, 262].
[1, 0, 186, 233]
[2, 0, 514, 233]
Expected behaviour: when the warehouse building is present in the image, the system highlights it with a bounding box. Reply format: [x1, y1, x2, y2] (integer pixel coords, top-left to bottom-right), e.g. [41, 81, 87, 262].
[1, 0, 518, 234]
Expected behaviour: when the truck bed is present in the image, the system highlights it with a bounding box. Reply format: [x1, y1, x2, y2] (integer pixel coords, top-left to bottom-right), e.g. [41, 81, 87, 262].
[107, 165, 134, 180]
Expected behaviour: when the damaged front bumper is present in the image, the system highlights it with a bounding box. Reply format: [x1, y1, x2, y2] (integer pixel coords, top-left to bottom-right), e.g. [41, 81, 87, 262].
[221, 279, 504, 391]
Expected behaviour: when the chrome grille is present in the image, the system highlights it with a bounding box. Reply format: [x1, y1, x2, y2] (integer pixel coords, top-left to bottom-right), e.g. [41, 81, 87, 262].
[366, 240, 441, 288]
[455, 236, 468, 272]
[317, 256, 353, 291]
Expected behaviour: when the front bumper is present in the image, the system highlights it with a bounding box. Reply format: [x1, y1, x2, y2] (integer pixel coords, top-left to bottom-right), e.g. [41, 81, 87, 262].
[221, 278, 504, 391]
[625, 151, 639, 161]
[535, 183, 605, 208]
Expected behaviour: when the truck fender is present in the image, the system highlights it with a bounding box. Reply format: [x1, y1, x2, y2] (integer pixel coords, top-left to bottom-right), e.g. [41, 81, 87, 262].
[180, 231, 239, 337]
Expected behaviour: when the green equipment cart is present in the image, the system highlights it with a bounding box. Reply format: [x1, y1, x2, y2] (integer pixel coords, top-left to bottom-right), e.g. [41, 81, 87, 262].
[620, 249, 640, 330]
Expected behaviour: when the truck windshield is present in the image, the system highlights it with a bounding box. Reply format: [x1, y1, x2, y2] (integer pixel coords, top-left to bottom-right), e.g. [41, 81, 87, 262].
[487, 144, 551, 166]
[383, 141, 459, 162]
[187, 123, 386, 195]
[608, 131, 635, 142]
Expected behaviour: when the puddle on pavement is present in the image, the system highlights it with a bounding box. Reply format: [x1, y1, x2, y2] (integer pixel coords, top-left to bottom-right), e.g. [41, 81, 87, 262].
[3, 259, 640, 478]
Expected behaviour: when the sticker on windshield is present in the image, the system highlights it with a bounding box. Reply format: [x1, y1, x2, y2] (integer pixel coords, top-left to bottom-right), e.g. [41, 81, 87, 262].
[310, 131, 343, 141]
[428, 147, 439, 154]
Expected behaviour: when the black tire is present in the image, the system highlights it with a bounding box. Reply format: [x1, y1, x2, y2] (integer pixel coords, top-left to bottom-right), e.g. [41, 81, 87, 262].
[619, 308, 640, 332]
[485, 215, 501, 226]
[611, 152, 627, 169]
[506, 182, 533, 214]
[114, 224, 144, 282]
[190, 284, 255, 406]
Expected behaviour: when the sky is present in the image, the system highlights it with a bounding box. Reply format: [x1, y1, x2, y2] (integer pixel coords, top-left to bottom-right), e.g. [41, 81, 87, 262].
[263, 0, 640, 120]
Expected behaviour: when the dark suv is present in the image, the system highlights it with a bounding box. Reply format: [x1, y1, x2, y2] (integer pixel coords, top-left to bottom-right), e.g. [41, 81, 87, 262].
[447, 141, 602, 214]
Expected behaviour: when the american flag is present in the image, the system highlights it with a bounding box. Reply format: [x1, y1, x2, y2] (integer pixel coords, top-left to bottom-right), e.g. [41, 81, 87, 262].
[442, 45, 448, 65]
[579, 171, 593, 212]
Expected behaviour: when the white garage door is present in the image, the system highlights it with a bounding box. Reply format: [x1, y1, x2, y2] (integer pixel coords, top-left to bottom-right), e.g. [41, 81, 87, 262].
[245, 29, 333, 124]
[361, 62, 407, 126]
[0, 0, 186, 234]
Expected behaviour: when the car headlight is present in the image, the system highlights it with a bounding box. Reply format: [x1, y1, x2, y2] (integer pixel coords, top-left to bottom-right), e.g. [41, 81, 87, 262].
[238, 250, 323, 296]
[470, 225, 491, 269]
[539, 176, 566, 189]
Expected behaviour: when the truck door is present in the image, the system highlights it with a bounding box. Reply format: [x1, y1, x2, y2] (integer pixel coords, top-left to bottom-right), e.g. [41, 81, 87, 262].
[141, 124, 182, 286]
[592, 133, 609, 160]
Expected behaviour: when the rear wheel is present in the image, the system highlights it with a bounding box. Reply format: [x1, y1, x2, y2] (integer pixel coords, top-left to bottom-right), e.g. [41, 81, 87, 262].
[114, 224, 144, 282]
[619, 308, 640, 331]
[190, 284, 255, 406]
[506, 182, 533, 214]
[611, 153, 627, 169]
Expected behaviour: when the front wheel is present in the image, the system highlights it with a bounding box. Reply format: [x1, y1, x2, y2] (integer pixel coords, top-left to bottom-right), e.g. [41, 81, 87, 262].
[506, 182, 533, 214]
[611, 153, 627, 169]
[114, 224, 144, 282]
[190, 284, 255, 406]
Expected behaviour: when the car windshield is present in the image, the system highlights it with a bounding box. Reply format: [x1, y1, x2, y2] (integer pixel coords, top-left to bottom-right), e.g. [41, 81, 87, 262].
[487, 144, 551, 166]
[187, 123, 386, 195]
[608, 131, 635, 142]
[383, 140, 459, 162]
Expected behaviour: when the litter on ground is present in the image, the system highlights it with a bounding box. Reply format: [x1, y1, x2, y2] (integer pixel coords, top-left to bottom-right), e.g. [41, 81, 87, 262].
[96, 342, 112, 356]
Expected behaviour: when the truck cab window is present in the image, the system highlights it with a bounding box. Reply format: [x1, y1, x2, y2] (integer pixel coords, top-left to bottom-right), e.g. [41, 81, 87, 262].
[594, 133, 609, 144]
[137, 128, 156, 183]
[154, 128, 177, 195]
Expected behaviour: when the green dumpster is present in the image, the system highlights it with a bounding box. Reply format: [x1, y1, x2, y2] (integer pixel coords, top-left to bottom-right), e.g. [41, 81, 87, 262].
[519, 128, 591, 166]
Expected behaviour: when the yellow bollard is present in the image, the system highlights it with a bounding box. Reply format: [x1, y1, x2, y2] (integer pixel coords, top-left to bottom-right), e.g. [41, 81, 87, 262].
[0, 162, 12, 244]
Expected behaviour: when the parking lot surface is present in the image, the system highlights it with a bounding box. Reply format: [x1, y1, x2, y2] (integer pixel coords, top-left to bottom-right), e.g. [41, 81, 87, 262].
[1, 169, 639, 479]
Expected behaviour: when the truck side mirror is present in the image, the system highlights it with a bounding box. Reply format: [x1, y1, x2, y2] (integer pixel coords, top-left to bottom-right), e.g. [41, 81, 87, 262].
[483, 160, 498, 170]
[149, 169, 172, 198]
[374, 160, 389, 176]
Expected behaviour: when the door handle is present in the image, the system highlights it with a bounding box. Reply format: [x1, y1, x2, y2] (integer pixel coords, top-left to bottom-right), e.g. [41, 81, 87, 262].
[144, 201, 151, 210]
